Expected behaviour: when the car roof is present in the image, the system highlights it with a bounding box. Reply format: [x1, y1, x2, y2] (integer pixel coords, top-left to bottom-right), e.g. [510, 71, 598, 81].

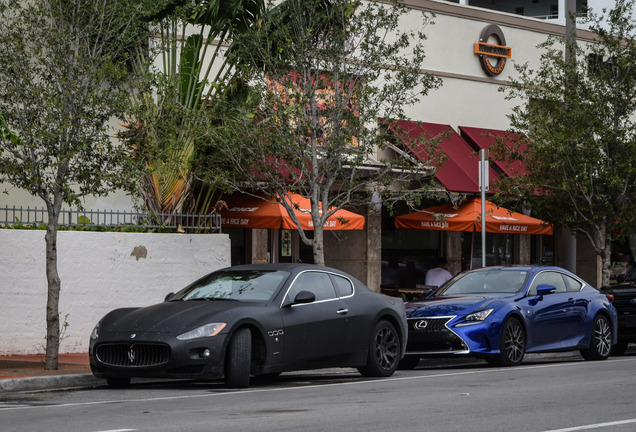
[219, 263, 320, 270]
[467, 265, 578, 277]
[470, 265, 566, 271]
[216, 263, 352, 277]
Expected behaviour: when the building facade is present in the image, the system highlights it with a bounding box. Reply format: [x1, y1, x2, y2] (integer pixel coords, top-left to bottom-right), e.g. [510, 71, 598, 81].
[2, 0, 620, 288]
[223, 0, 611, 289]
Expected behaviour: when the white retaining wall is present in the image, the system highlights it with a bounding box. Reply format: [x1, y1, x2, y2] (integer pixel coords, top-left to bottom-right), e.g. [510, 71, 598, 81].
[0, 230, 230, 355]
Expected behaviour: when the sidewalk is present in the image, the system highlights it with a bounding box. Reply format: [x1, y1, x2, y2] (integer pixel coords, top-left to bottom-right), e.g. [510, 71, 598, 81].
[0, 353, 103, 393]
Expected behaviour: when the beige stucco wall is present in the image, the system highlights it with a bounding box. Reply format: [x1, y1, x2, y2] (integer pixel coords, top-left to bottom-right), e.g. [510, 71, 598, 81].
[325, 227, 372, 288]
[400, 0, 591, 131]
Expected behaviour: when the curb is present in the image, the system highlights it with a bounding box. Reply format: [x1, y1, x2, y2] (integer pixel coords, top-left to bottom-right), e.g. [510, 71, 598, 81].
[0, 374, 105, 393]
[0, 368, 358, 393]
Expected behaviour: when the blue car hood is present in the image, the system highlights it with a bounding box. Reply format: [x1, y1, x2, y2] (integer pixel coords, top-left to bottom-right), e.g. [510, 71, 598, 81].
[101, 300, 259, 333]
[405, 296, 495, 318]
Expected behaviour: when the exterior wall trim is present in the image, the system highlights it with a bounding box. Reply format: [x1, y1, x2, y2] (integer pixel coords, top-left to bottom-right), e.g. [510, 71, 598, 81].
[400, 0, 597, 41]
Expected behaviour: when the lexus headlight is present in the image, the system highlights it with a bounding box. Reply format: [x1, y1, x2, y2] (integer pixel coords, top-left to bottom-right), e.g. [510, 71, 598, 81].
[464, 309, 494, 322]
[177, 323, 226, 341]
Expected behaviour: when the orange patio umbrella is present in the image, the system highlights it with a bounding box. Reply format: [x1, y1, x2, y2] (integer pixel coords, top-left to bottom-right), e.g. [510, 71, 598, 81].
[220, 192, 365, 230]
[395, 197, 553, 235]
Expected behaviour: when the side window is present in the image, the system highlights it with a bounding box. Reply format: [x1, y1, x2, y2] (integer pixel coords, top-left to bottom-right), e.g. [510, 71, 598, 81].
[528, 271, 568, 296]
[563, 274, 583, 292]
[331, 274, 354, 297]
[286, 271, 337, 303]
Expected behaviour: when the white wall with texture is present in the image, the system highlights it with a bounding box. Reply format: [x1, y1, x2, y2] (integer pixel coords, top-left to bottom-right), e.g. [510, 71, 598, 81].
[0, 230, 230, 355]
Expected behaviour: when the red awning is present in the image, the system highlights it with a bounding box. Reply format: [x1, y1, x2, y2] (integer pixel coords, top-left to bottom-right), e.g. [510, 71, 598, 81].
[219, 192, 365, 230]
[459, 126, 529, 177]
[386, 120, 500, 193]
[395, 197, 553, 235]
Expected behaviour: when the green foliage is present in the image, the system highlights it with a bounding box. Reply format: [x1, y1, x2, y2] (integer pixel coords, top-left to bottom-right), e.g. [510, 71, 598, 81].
[0, 0, 147, 206]
[0, 221, 176, 233]
[202, 0, 441, 264]
[0, 0, 151, 369]
[120, 0, 264, 218]
[498, 0, 636, 283]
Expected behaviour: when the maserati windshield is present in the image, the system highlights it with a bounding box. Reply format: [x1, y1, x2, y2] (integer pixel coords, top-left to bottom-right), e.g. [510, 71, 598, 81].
[171, 270, 289, 302]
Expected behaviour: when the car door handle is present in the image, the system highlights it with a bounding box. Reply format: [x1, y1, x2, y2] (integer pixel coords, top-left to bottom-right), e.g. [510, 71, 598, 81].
[337, 308, 349, 315]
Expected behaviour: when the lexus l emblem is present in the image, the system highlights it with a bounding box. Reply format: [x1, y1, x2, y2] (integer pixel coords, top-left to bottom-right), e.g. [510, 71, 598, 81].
[130, 333, 136, 339]
[128, 346, 136, 363]
[414, 320, 428, 330]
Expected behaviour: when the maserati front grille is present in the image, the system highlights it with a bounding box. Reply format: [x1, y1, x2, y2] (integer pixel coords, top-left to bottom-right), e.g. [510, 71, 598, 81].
[95, 343, 170, 367]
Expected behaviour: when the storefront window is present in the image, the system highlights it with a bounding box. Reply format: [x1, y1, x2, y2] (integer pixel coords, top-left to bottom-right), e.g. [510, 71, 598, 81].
[540, 235, 555, 265]
[470, 232, 515, 268]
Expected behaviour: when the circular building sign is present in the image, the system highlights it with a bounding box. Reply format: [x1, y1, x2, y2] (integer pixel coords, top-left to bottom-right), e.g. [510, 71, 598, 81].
[474, 25, 512, 76]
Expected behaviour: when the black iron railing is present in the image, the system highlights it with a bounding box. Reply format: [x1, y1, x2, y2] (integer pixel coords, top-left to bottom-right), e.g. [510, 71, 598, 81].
[0, 206, 222, 233]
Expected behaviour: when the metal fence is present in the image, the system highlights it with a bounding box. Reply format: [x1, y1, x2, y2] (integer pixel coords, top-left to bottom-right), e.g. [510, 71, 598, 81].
[0, 206, 222, 233]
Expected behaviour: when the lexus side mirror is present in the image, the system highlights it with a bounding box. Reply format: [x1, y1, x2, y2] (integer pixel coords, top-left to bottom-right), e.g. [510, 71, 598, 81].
[536, 284, 556, 297]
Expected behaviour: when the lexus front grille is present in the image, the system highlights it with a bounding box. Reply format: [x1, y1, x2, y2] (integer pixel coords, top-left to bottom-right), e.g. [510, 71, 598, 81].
[406, 316, 467, 354]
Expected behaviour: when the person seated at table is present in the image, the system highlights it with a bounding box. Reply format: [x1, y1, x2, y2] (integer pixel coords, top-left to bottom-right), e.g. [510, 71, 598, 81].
[425, 257, 453, 288]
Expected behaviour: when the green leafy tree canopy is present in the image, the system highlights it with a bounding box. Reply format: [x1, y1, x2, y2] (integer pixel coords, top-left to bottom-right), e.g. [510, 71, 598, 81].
[203, 0, 442, 265]
[499, 0, 636, 285]
[0, 0, 149, 368]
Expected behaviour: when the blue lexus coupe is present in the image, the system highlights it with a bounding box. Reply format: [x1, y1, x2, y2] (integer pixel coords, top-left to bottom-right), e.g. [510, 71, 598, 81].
[400, 265, 617, 368]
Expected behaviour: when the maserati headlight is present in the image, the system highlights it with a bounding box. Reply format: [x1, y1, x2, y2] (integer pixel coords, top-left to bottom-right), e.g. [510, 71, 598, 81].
[90, 321, 101, 340]
[464, 308, 494, 322]
[177, 323, 227, 341]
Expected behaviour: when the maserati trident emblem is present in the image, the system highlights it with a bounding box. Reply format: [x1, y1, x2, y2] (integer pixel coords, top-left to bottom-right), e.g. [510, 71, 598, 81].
[128, 346, 136, 363]
[413, 320, 428, 330]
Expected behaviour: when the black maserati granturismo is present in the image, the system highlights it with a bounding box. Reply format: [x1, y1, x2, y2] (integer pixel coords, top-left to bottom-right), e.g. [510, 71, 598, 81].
[89, 263, 407, 388]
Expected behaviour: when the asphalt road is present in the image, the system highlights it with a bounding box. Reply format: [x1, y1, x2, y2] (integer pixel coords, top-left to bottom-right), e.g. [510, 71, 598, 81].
[1, 352, 635, 432]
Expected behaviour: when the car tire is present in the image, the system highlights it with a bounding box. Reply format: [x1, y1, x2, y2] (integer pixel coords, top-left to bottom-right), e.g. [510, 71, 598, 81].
[397, 355, 420, 370]
[496, 317, 525, 366]
[358, 320, 400, 377]
[580, 315, 612, 361]
[611, 340, 629, 356]
[106, 377, 131, 388]
[224, 327, 251, 388]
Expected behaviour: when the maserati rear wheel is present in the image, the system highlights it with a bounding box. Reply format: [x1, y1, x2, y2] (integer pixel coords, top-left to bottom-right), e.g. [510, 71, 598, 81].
[358, 320, 400, 377]
[225, 327, 252, 388]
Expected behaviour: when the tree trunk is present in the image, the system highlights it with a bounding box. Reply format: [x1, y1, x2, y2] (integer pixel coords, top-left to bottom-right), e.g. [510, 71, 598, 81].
[600, 225, 612, 288]
[44, 210, 61, 370]
[593, 222, 612, 288]
[312, 225, 325, 266]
